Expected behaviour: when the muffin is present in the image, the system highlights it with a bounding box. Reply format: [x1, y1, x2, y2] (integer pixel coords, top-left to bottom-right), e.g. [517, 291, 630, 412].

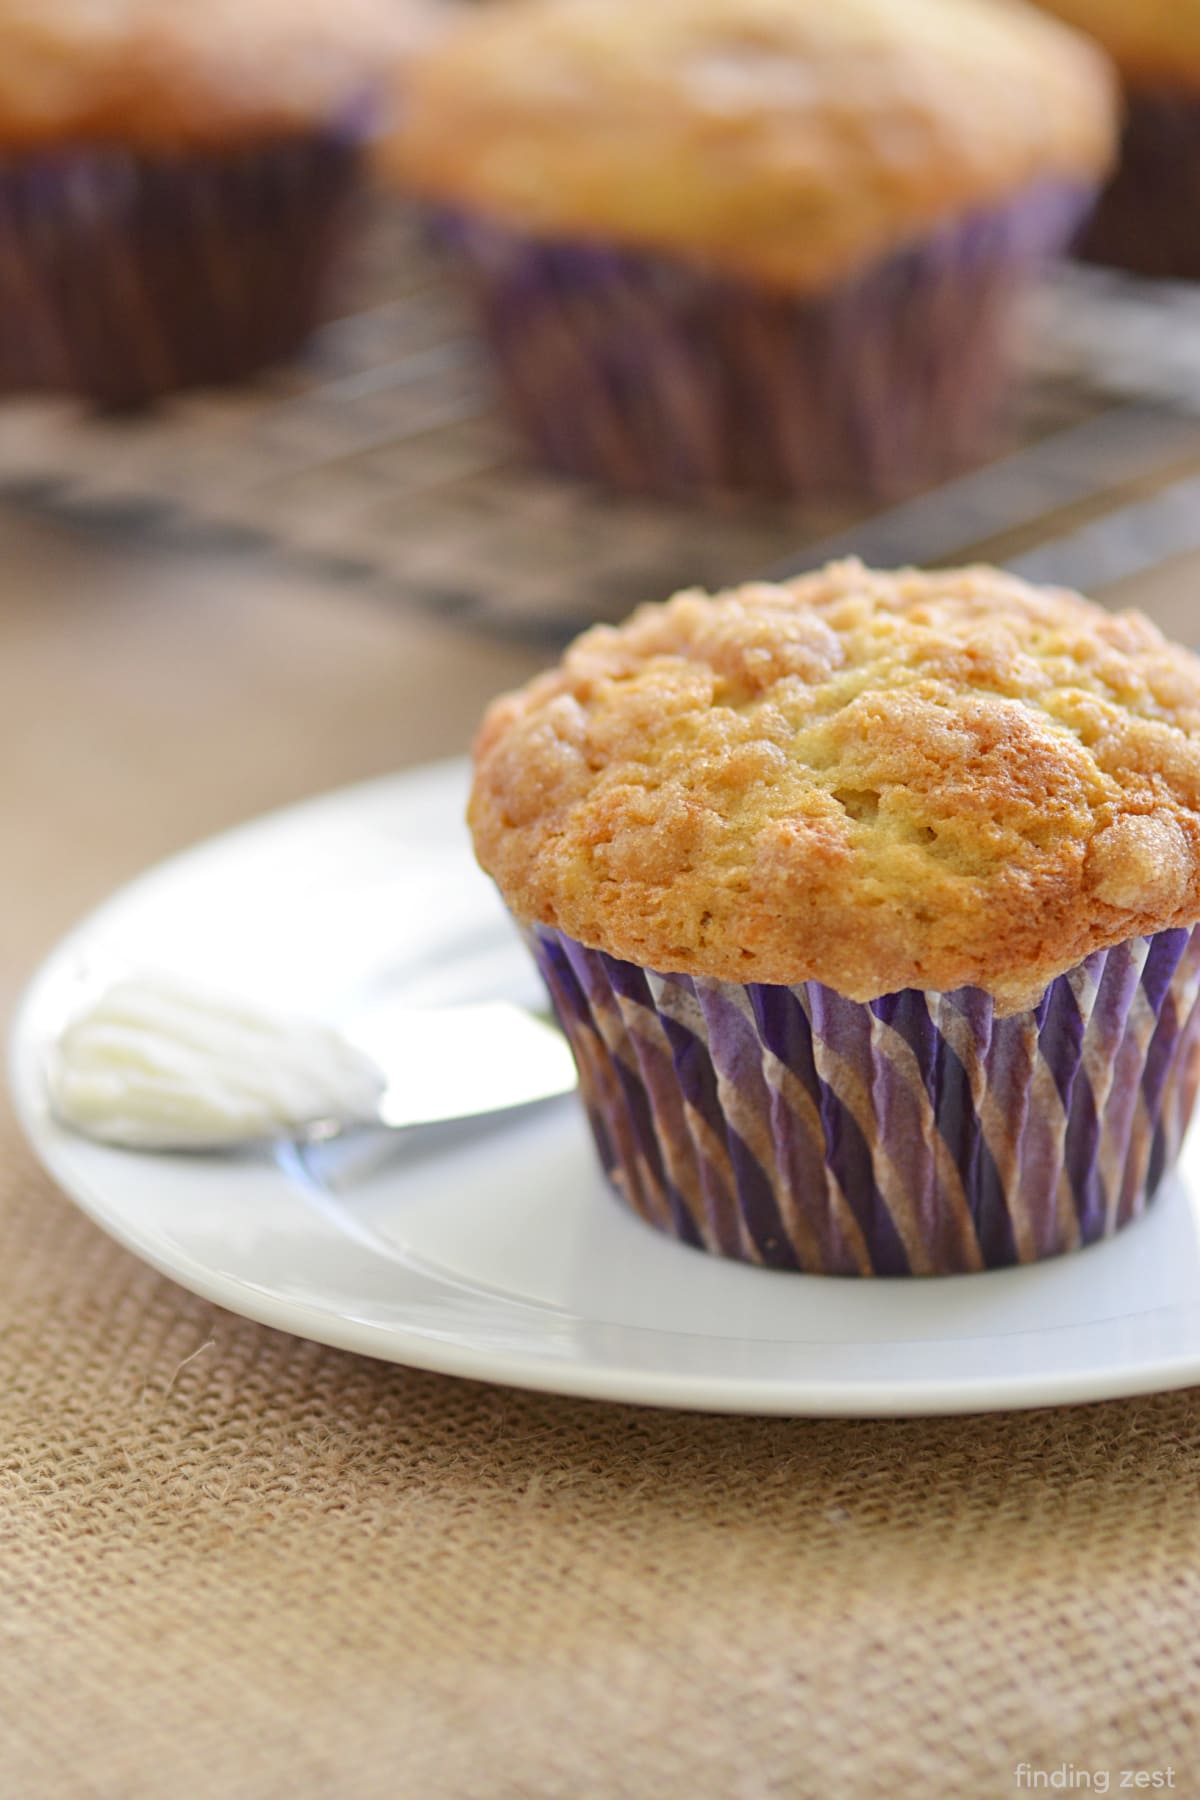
[1034, 1, 1200, 276]
[0, 0, 429, 407]
[388, 0, 1116, 504]
[469, 561, 1200, 1276]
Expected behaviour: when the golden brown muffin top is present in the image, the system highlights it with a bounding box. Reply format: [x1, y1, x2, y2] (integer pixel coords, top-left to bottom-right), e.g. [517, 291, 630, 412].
[1034, 1, 1200, 90]
[470, 562, 1200, 1013]
[390, 0, 1116, 290]
[0, 0, 441, 150]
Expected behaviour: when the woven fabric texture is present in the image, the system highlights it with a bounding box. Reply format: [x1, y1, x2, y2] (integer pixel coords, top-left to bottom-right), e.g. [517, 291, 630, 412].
[4, 512, 1200, 1799]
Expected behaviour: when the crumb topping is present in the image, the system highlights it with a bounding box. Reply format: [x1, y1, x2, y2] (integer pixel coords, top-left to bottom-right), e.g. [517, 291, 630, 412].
[470, 561, 1200, 1011]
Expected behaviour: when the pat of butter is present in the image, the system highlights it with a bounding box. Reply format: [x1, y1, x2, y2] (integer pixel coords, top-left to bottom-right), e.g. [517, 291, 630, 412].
[48, 974, 385, 1150]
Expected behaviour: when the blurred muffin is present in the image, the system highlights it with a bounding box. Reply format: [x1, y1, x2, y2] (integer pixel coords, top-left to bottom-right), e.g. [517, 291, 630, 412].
[389, 0, 1116, 503]
[0, 0, 434, 407]
[1034, 1, 1200, 276]
[470, 561, 1200, 1275]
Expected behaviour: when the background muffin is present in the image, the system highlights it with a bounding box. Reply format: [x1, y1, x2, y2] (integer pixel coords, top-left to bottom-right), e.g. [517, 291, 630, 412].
[389, 0, 1116, 503]
[470, 561, 1200, 1276]
[0, 0, 431, 407]
[1034, 0, 1200, 277]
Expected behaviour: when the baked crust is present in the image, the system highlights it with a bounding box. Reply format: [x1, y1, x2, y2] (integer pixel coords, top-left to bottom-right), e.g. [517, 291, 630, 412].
[1035, 1, 1200, 91]
[391, 0, 1117, 291]
[0, 0, 435, 149]
[469, 562, 1200, 1013]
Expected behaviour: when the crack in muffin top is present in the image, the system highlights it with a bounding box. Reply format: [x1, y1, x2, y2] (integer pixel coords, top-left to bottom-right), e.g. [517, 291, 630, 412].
[469, 561, 1200, 1013]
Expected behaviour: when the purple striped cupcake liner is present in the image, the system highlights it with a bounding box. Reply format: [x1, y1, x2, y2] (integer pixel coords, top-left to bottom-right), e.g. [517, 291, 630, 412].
[1076, 89, 1200, 280]
[0, 126, 366, 408]
[434, 181, 1092, 503]
[528, 924, 1200, 1276]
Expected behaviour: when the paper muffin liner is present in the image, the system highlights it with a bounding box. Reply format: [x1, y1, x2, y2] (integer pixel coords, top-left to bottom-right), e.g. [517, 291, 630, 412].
[1076, 89, 1200, 279]
[434, 182, 1091, 502]
[527, 924, 1200, 1276]
[0, 126, 365, 407]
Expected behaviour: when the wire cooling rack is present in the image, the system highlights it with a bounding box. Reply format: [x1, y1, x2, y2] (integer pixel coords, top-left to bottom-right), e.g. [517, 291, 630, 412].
[3, 202, 1200, 644]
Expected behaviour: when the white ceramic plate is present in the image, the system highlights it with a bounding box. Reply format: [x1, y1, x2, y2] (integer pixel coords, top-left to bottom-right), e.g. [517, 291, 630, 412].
[12, 757, 1200, 1415]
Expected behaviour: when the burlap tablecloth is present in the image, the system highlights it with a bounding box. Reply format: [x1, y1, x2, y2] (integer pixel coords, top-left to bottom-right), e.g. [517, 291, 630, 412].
[4, 507, 1200, 1800]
